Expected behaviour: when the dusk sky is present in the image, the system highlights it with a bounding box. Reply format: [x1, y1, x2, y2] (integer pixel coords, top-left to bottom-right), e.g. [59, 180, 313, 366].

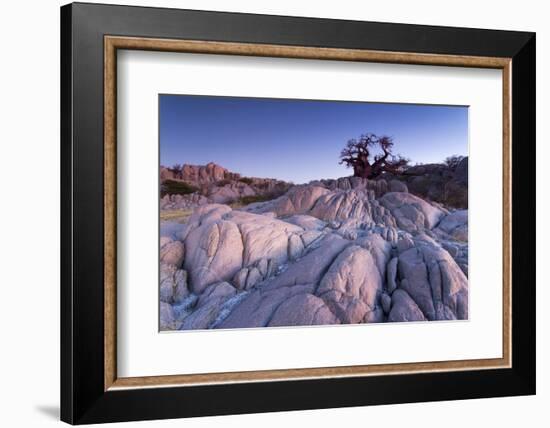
[160, 95, 468, 184]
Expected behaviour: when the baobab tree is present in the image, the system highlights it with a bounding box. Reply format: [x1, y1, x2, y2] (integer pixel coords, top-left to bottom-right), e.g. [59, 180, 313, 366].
[339, 133, 409, 179]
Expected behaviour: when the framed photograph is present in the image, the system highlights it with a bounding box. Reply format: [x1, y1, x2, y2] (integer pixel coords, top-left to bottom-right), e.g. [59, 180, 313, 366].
[60, 2, 536, 424]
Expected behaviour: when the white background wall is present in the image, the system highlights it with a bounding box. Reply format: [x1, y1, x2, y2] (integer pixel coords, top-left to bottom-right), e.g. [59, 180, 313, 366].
[0, 1, 546, 426]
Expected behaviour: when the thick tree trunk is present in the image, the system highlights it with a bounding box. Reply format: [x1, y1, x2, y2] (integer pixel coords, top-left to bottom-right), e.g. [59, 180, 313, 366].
[353, 162, 372, 179]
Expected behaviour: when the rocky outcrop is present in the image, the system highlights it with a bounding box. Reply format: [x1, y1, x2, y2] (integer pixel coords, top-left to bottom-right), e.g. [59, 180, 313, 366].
[312, 176, 390, 197]
[183, 219, 244, 293]
[208, 182, 256, 204]
[246, 185, 331, 216]
[160, 176, 469, 331]
[395, 234, 468, 321]
[159, 238, 185, 268]
[160, 162, 292, 210]
[161, 193, 209, 210]
[316, 244, 386, 323]
[386, 157, 468, 208]
[434, 209, 468, 241]
[160, 264, 189, 304]
[180, 205, 304, 293]
[161, 162, 240, 184]
[379, 192, 446, 233]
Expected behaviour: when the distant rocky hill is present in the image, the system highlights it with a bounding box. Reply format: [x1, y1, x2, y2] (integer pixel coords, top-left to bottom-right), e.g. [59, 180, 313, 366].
[160, 162, 240, 184]
[383, 157, 468, 208]
[160, 162, 292, 209]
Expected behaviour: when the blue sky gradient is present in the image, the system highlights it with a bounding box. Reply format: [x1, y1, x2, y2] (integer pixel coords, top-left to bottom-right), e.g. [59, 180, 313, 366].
[160, 94, 468, 184]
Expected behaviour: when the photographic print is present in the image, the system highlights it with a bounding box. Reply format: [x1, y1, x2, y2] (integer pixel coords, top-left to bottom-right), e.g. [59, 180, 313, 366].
[159, 95, 469, 331]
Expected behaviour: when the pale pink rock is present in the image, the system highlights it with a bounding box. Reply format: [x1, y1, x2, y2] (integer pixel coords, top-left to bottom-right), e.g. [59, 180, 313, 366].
[265, 233, 350, 290]
[288, 234, 305, 260]
[159, 264, 189, 304]
[226, 210, 303, 266]
[284, 214, 327, 231]
[317, 245, 383, 323]
[436, 210, 469, 242]
[268, 294, 340, 327]
[159, 241, 185, 268]
[218, 284, 315, 328]
[397, 238, 468, 320]
[184, 220, 243, 293]
[253, 185, 331, 216]
[379, 192, 446, 233]
[160, 302, 179, 330]
[388, 289, 427, 322]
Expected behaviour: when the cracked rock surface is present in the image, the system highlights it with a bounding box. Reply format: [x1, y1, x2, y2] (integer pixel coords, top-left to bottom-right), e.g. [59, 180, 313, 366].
[160, 178, 469, 330]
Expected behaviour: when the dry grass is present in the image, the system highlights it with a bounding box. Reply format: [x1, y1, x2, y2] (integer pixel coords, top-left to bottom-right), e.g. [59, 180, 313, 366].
[160, 209, 194, 223]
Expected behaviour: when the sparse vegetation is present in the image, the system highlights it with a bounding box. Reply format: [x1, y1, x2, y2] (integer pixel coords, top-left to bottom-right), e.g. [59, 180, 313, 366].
[238, 177, 255, 185]
[444, 155, 465, 170]
[160, 209, 194, 223]
[160, 180, 199, 197]
[237, 194, 275, 205]
[170, 163, 182, 173]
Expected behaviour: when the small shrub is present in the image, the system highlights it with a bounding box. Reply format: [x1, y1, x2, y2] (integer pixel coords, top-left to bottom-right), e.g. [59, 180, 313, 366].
[238, 177, 254, 185]
[170, 163, 182, 173]
[444, 155, 465, 170]
[161, 180, 199, 197]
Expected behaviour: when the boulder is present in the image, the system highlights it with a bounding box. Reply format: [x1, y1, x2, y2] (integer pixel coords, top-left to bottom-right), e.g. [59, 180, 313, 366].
[381, 292, 392, 314]
[268, 293, 340, 327]
[379, 192, 446, 233]
[396, 238, 468, 320]
[288, 234, 305, 260]
[283, 214, 327, 231]
[160, 302, 179, 330]
[252, 185, 331, 216]
[355, 233, 392, 276]
[208, 185, 240, 204]
[435, 210, 468, 242]
[179, 204, 232, 241]
[388, 289, 427, 322]
[180, 282, 238, 330]
[182, 207, 307, 292]
[208, 182, 256, 204]
[310, 189, 387, 224]
[265, 233, 350, 290]
[226, 211, 303, 266]
[316, 245, 384, 323]
[386, 257, 398, 293]
[159, 264, 189, 304]
[159, 240, 185, 268]
[184, 220, 243, 293]
[389, 179, 408, 193]
[232, 268, 249, 290]
[232, 258, 277, 290]
[397, 248, 436, 319]
[218, 284, 315, 328]
[299, 230, 324, 247]
[196, 281, 237, 307]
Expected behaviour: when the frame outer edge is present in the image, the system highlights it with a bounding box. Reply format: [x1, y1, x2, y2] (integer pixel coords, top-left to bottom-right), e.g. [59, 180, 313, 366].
[63, 3, 536, 423]
[60, 3, 75, 424]
[510, 33, 536, 391]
